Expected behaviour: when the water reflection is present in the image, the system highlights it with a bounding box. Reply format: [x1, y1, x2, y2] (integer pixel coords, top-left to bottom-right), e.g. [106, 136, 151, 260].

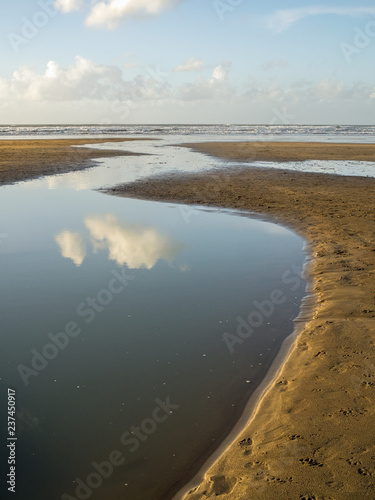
[0, 182, 307, 500]
[55, 214, 183, 269]
[85, 214, 183, 268]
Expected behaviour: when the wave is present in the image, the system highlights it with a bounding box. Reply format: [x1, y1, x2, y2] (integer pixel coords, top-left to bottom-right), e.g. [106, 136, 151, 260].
[1, 124, 375, 139]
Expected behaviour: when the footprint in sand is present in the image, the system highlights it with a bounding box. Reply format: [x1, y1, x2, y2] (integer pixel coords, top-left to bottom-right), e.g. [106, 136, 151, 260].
[207, 475, 237, 495]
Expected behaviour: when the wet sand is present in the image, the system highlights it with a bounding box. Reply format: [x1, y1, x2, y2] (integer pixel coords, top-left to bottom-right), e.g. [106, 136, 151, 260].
[185, 140, 375, 162]
[109, 142, 375, 500]
[0, 138, 145, 185]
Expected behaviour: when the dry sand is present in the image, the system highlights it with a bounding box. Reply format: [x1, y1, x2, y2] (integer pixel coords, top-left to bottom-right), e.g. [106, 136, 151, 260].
[108, 141, 375, 500]
[0, 138, 144, 185]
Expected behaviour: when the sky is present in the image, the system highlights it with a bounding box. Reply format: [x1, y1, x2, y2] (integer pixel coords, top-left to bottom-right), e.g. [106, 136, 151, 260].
[0, 0, 374, 124]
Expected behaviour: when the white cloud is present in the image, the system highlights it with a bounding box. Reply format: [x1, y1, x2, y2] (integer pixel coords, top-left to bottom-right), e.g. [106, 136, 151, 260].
[0, 56, 129, 101]
[84, 214, 182, 269]
[0, 56, 234, 105]
[0, 56, 171, 103]
[211, 65, 227, 81]
[54, 0, 83, 13]
[85, 0, 186, 29]
[266, 6, 375, 33]
[55, 231, 87, 266]
[174, 57, 204, 72]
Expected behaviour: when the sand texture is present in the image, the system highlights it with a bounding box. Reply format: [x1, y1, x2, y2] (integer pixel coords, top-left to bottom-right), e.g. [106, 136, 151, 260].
[0, 138, 144, 185]
[108, 142, 375, 500]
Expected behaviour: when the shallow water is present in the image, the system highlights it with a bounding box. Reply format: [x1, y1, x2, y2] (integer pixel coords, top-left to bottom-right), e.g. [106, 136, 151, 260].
[0, 142, 307, 500]
[222, 158, 375, 178]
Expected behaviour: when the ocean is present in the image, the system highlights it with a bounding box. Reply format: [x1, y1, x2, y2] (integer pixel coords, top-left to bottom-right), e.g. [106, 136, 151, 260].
[1, 123, 375, 142]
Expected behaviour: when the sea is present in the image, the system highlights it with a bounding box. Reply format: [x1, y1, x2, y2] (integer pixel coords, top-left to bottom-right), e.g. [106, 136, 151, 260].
[1, 123, 375, 141]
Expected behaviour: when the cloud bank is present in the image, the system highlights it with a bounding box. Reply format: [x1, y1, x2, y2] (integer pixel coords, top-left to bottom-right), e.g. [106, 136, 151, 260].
[0, 57, 232, 103]
[1, 55, 374, 124]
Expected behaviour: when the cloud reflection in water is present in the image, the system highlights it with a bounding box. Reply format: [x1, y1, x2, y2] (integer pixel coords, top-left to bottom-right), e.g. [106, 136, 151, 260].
[56, 214, 183, 269]
[55, 231, 87, 266]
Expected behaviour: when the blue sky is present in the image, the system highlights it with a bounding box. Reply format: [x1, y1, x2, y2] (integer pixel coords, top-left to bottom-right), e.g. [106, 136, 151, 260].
[0, 0, 374, 124]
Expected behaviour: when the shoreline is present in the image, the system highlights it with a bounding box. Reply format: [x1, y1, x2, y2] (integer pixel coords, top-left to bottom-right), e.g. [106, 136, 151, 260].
[170, 245, 318, 500]
[108, 142, 375, 499]
[0, 138, 146, 185]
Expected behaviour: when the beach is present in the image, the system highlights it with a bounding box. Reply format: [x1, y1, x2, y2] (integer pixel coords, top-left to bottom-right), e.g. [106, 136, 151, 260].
[1, 138, 375, 499]
[109, 141, 375, 499]
[2, 0, 375, 495]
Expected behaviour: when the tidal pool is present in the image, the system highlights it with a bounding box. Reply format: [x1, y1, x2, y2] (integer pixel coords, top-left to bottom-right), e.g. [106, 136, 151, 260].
[0, 145, 307, 500]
